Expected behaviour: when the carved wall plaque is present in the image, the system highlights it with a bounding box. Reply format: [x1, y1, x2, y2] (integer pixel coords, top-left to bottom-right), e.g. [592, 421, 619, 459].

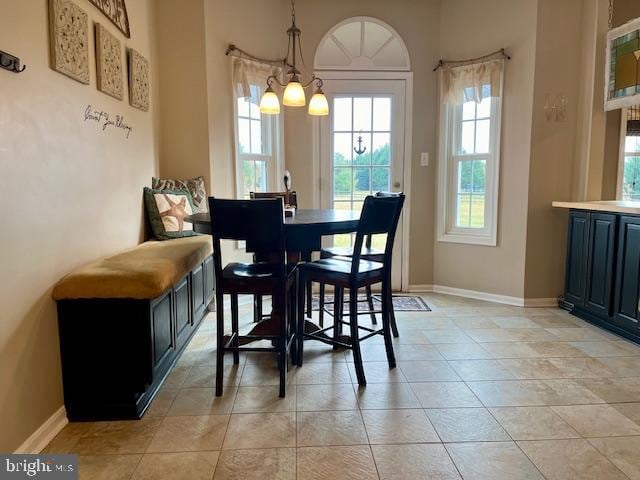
[48, 0, 90, 84]
[128, 49, 149, 111]
[95, 23, 123, 100]
[87, 0, 130, 38]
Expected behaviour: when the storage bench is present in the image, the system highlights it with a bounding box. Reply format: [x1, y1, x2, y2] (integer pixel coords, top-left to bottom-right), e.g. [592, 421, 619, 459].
[52, 236, 214, 421]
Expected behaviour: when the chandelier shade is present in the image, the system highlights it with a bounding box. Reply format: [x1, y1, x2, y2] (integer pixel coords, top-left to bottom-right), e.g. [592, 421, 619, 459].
[257, 0, 328, 116]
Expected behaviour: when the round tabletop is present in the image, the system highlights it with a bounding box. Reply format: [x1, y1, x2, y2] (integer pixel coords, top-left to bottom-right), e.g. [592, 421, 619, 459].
[186, 209, 360, 252]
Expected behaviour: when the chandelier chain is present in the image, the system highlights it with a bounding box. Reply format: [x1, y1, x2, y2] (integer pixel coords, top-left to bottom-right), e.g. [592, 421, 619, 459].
[291, 0, 296, 24]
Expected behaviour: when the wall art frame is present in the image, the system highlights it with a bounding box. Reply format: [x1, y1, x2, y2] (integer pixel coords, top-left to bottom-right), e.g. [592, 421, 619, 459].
[95, 22, 123, 100]
[87, 0, 130, 39]
[48, 0, 90, 84]
[605, 16, 640, 111]
[128, 48, 150, 111]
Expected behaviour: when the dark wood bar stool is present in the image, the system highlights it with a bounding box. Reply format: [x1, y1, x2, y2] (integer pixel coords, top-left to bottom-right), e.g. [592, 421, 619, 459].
[296, 193, 405, 386]
[249, 191, 314, 325]
[317, 192, 401, 337]
[209, 197, 297, 397]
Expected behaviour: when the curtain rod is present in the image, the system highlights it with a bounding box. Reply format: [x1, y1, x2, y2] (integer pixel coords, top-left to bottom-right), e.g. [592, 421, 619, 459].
[433, 48, 511, 72]
[225, 44, 287, 68]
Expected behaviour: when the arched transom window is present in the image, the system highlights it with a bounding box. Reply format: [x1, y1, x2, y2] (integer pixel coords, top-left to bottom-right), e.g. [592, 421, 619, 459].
[314, 17, 410, 71]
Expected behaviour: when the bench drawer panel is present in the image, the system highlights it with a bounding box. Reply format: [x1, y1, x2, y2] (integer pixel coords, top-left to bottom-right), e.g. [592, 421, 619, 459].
[152, 293, 174, 369]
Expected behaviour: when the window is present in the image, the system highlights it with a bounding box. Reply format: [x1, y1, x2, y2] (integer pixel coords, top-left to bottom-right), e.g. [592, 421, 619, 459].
[619, 107, 640, 201]
[234, 83, 281, 199]
[437, 65, 503, 246]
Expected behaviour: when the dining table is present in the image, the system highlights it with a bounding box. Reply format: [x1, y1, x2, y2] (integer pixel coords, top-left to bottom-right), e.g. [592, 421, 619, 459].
[185, 208, 361, 343]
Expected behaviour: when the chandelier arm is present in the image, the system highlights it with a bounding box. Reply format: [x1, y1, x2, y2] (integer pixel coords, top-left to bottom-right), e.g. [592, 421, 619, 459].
[266, 74, 287, 88]
[300, 75, 319, 89]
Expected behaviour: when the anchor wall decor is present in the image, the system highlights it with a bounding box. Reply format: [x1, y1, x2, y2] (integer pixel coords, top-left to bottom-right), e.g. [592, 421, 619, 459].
[354, 135, 367, 155]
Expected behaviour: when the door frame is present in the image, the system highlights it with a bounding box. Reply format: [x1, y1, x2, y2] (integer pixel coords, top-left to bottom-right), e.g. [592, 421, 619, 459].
[311, 70, 414, 291]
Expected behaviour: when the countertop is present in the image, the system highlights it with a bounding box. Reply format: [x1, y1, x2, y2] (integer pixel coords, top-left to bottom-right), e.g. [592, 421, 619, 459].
[552, 200, 640, 215]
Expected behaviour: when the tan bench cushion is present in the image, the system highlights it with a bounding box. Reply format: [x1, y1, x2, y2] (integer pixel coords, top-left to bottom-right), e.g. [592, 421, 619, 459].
[52, 236, 213, 300]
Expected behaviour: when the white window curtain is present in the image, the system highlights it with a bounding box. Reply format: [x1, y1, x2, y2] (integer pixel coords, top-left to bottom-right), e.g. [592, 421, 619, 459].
[441, 59, 504, 105]
[231, 56, 282, 98]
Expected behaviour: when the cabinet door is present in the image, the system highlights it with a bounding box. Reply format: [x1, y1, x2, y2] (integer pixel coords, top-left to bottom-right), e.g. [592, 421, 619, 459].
[585, 213, 616, 317]
[151, 293, 174, 371]
[175, 276, 192, 348]
[564, 211, 590, 307]
[613, 216, 640, 331]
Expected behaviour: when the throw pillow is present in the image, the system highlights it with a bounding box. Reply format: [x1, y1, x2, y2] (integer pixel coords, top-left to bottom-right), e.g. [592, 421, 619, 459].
[144, 187, 199, 240]
[152, 176, 207, 213]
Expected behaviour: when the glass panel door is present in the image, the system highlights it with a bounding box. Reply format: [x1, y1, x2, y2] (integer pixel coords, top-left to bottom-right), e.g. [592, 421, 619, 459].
[332, 96, 392, 248]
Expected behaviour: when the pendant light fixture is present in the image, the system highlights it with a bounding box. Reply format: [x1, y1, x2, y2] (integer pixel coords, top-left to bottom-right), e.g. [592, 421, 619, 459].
[259, 0, 329, 116]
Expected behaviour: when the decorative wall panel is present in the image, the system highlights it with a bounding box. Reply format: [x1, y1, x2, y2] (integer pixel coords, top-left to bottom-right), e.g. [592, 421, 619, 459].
[95, 23, 123, 100]
[48, 0, 90, 84]
[128, 49, 149, 111]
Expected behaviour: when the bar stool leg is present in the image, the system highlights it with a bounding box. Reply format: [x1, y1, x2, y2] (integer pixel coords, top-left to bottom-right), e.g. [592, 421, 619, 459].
[349, 286, 366, 386]
[385, 282, 399, 338]
[303, 251, 312, 318]
[278, 286, 287, 398]
[365, 285, 377, 325]
[333, 287, 343, 349]
[231, 294, 240, 364]
[319, 283, 325, 327]
[381, 280, 397, 369]
[253, 295, 262, 323]
[296, 271, 305, 366]
[215, 291, 225, 397]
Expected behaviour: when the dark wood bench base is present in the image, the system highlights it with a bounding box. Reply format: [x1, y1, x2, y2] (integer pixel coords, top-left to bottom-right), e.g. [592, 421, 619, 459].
[56, 256, 214, 421]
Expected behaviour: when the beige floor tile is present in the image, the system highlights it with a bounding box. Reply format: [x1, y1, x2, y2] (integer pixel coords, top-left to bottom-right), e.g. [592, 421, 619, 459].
[131, 451, 219, 480]
[612, 402, 640, 424]
[372, 443, 461, 480]
[547, 357, 615, 378]
[578, 377, 640, 403]
[489, 406, 580, 440]
[570, 340, 640, 357]
[213, 448, 295, 480]
[354, 382, 421, 409]
[478, 342, 541, 359]
[422, 329, 474, 344]
[445, 441, 543, 479]
[526, 342, 588, 358]
[544, 327, 612, 341]
[411, 382, 481, 408]
[296, 445, 378, 480]
[465, 328, 557, 343]
[588, 436, 640, 480]
[232, 386, 296, 413]
[529, 316, 581, 328]
[348, 361, 407, 383]
[145, 389, 179, 418]
[426, 407, 509, 442]
[75, 418, 162, 455]
[493, 317, 543, 329]
[222, 412, 295, 449]
[297, 410, 368, 446]
[452, 317, 500, 329]
[183, 365, 243, 388]
[163, 365, 192, 389]
[147, 415, 229, 452]
[295, 362, 351, 384]
[518, 439, 628, 480]
[78, 454, 141, 480]
[397, 360, 460, 382]
[301, 342, 348, 363]
[240, 363, 296, 386]
[598, 356, 640, 377]
[499, 359, 565, 379]
[42, 422, 95, 453]
[551, 404, 640, 437]
[168, 388, 237, 416]
[297, 384, 359, 411]
[435, 343, 493, 360]
[544, 379, 607, 404]
[390, 344, 445, 361]
[388, 328, 431, 344]
[362, 409, 439, 444]
[448, 359, 516, 381]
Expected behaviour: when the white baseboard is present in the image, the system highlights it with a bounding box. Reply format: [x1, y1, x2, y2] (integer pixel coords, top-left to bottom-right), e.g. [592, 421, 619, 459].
[14, 406, 68, 454]
[407, 284, 559, 308]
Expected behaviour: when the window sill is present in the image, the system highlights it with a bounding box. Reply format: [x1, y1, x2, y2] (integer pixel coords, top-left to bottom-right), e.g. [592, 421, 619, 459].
[437, 232, 497, 246]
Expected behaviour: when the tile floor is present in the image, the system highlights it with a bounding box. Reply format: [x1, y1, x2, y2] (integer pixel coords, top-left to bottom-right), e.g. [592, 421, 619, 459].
[43, 293, 640, 479]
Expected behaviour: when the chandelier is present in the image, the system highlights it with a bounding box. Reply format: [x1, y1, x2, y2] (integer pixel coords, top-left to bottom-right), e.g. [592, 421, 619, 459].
[259, 0, 329, 116]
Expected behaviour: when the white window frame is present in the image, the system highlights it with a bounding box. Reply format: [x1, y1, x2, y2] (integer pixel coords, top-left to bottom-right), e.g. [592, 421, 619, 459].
[437, 72, 504, 246]
[232, 74, 284, 199]
[616, 108, 640, 200]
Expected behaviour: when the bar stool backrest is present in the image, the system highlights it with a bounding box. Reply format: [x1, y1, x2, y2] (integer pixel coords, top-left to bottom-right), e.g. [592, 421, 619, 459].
[351, 192, 405, 276]
[250, 191, 298, 208]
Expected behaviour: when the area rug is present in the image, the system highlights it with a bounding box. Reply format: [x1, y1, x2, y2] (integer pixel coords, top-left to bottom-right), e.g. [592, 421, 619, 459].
[311, 294, 431, 312]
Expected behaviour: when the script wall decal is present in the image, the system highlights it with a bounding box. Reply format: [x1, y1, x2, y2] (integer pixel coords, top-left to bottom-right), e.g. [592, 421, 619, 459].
[84, 105, 133, 138]
[87, 0, 130, 38]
